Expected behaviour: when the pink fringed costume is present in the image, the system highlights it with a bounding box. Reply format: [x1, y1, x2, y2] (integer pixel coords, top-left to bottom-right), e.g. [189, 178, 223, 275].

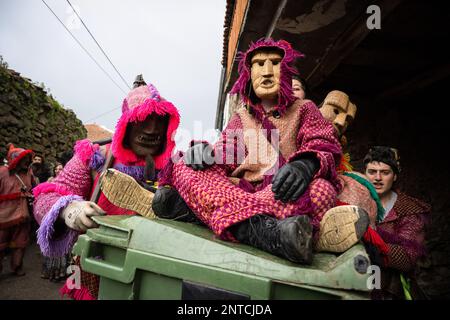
[33, 84, 180, 299]
[161, 39, 342, 239]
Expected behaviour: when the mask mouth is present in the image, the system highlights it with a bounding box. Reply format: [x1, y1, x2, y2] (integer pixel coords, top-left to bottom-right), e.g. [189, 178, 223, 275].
[261, 79, 274, 86]
[136, 134, 162, 147]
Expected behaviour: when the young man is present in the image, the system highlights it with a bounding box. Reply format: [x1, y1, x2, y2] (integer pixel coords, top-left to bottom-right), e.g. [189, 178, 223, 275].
[30, 154, 52, 184]
[0, 144, 34, 276]
[154, 39, 369, 263]
[364, 146, 431, 299]
[33, 79, 181, 299]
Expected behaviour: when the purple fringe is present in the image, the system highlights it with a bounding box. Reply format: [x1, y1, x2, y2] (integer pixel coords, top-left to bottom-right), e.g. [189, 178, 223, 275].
[230, 38, 304, 115]
[37, 195, 82, 258]
[113, 163, 145, 181]
[158, 157, 175, 186]
[89, 149, 105, 171]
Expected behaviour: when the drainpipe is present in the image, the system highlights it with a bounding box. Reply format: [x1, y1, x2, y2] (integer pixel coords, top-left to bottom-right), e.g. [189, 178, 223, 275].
[215, 66, 227, 130]
[265, 0, 288, 38]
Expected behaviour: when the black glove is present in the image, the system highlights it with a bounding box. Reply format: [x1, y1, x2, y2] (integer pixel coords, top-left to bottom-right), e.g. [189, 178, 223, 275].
[271, 156, 319, 203]
[184, 142, 215, 171]
[152, 187, 200, 223]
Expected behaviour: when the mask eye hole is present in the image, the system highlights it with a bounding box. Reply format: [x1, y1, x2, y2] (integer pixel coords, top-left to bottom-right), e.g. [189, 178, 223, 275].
[333, 108, 339, 115]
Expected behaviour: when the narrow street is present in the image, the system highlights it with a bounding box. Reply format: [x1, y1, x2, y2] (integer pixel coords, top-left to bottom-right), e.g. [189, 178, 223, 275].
[0, 242, 67, 300]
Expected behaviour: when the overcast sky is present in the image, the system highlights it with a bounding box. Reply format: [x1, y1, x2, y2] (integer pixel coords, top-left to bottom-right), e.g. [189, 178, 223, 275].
[0, 0, 226, 151]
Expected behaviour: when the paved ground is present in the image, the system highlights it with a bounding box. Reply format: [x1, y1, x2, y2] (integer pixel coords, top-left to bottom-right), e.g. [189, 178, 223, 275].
[0, 242, 67, 300]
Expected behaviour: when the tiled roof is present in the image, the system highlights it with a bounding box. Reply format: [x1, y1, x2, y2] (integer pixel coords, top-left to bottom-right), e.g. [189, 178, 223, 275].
[84, 123, 113, 142]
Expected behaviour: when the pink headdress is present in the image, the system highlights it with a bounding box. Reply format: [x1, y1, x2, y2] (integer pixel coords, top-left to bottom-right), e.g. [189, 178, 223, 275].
[112, 84, 180, 169]
[230, 38, 304, 116]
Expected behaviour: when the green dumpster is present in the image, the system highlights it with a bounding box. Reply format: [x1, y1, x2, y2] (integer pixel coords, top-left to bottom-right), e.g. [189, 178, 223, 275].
[72, 215, 372, 300]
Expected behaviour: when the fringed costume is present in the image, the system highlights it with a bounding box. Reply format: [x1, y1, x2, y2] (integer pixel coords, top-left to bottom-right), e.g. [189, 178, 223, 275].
[33, 84, 180, 299]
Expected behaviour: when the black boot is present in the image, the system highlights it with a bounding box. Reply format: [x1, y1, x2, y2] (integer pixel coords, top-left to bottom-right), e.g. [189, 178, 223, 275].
[152, 187, 201, 223]
[230, 214, 313, 264]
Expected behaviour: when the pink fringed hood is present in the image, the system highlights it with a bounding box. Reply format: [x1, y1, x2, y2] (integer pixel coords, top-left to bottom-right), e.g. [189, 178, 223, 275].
[230, 38, 304, 116]
[112, 83, 180, 169]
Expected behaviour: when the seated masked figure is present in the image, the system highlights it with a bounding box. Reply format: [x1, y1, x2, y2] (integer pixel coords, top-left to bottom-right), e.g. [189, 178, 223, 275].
[153, 38, 370, 264]
[33, 77, 180, 299]
[318, 91, 381, 224]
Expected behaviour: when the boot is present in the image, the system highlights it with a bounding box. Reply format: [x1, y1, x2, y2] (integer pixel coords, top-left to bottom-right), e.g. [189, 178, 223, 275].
[152, 187, 201, 223]
[230, 214, 313, 264]
[100, 168, 156, 218]
[315, 205, 369, 253]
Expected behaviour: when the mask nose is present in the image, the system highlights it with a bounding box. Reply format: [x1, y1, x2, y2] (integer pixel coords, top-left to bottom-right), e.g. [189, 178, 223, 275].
[262, 60, 274, 77]
[333, 113, 347, 133]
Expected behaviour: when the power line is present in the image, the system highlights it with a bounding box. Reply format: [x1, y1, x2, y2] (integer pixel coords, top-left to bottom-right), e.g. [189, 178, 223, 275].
[86, 105, 121, 122]
[41, 0, 127, 95]
[66, 0, 131, 90]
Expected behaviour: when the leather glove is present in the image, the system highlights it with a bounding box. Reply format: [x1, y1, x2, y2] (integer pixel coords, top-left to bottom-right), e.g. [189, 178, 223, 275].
[272, 156, 319, 203]
[152, 187, 198, 222]
[60, 200, 106, 232]
[184, 141, 215, 171]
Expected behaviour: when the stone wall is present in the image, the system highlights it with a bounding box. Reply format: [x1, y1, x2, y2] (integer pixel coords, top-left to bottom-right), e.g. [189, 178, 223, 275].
[0, 65, 86, 163]
[345, 79, 450, 299]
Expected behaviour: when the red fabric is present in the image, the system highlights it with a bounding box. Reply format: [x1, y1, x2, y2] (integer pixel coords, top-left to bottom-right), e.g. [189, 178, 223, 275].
[376, 191, 430, 271]
[172, 161, 336, 239]
[0, 192, 21, 202]
[0, 166, 32, 228]
[60, 284, 95, 300]
[363, 226, 389, 265]
[335, 199, 349, 206]
[7, 145, 33, 171]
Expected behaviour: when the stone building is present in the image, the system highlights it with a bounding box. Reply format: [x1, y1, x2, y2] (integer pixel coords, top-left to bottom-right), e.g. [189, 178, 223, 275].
[0, 65, 86, 164]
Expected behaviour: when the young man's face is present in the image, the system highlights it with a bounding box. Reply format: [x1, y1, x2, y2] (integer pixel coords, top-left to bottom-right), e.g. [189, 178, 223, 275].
[33, 156, 42, 164]
[125, 114, 168, 157]
[250, 50, 282, 101]
[365, 161, 397, 197]
[292, 79, 305, 100]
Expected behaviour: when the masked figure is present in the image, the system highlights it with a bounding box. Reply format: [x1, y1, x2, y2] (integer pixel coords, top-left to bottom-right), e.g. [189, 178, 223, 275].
[153, 39, 369, 263]
[0, 144, 34, 276]
[33, 77, 180, 299]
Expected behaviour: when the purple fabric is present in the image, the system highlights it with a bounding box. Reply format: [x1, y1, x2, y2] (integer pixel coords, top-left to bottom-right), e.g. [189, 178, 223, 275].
[376, 227, 427, 257]
[37, 195, 82, 258]
[89, 149, 105, 171]
[158, 156, 175, 186]
[113, 163, 145, 181]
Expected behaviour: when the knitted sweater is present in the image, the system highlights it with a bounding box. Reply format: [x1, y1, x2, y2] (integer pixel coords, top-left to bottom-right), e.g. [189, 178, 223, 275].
[214, 99, 342, 193]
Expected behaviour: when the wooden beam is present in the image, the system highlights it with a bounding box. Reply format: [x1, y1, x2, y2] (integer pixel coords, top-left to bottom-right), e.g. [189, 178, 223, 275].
[378, 64, 450, 99]
[306, 0, 404, 89]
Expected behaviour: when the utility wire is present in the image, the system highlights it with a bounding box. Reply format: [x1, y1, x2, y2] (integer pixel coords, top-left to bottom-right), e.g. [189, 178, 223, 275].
[86, 105, 121, 122]
[66, 0, 131, 90]
[41, 0, 127, 95]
